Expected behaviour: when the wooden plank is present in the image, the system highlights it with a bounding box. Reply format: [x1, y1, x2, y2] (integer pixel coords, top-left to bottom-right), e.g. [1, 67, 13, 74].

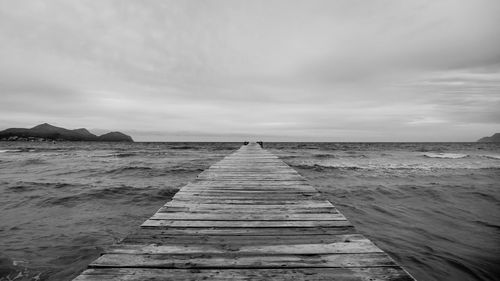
[75, 267, 415, 281]
[104, 239, 382, 255]
[141, 219, 351, 228]
[177, 190, 319, 194]
[197, 174, 304, 178]
[183, 182, 315, 187]
[123, 226, 357, 236]
[173, 191, 321, 197]
[177, 191, 319, 195]
[120, 233, 362, 245]
[189, 181, 310, 186]
[158, 207, 337, 213]
[149, 212, 346, 221]
[185, 185, 312, 189]
[188, 180, 310, 184]
[175, 190, 318, 194]
[158, 206, 338, 214]
[176, 189, 317, 193]
[164, 202, 335, 208]
[90, 252, 396, 268]
[165, 199, 334, 205]
[186, 186, 313, 189]
[180, 187, 317, 192]
[172, 194, 322, 199]
[204, 171, 296, 173]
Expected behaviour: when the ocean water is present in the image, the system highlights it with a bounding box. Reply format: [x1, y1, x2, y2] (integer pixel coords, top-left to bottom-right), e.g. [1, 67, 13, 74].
[0, 142, 499, 281]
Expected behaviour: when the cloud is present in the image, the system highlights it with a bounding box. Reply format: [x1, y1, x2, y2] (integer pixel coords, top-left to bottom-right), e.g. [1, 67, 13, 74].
[0, 0, 499, 141]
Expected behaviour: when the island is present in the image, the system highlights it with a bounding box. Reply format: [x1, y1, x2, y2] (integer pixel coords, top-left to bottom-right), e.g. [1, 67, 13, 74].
[0, 123, 133, 142]
[477, 133, 500, 143]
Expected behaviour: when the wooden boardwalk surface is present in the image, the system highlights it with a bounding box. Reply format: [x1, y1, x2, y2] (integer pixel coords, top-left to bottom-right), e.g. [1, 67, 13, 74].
[74, 143, 415, 280]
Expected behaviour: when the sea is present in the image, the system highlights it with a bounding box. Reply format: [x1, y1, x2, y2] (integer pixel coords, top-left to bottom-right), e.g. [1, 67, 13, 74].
[0, 142, 499, 281]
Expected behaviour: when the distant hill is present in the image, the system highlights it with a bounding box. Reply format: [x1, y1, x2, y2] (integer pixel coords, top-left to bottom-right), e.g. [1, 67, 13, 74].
[97, 132, 134, 142]
[477, 133, 500, 142]
[0, 123, 133, 142]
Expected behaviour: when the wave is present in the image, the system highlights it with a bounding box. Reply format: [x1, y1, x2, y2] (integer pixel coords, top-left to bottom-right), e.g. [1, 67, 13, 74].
[475, 220, 500, 230]
[290, 143, 321, 149]
[96, 165, 204, 177]
[278, 155, 299, 159]
[343, 154, 368, 158]
[169, 145, 199, 150]
[37, 185, 179, 207]
[0, 255, 41, 281]
[0, 149, 22, 153]
[211, 145, 240, 151]
[292, 163, 362, 171]
[423, 153, 468, 159]
[7, 181, 84, 192]
[291, 162, 500, 171]
[308, 153, 368, 159]
[105, 166, 152, 174]
[115, 152, 137, 158]
[1, 147, 70, 153]
[481, 154, 500, 160]
[168, 167, 205, 173]
[312, 153, 336, 159]
[93, 152, 138, 158]
[93, 153, 115, 158]
[20, 158, 48, 166]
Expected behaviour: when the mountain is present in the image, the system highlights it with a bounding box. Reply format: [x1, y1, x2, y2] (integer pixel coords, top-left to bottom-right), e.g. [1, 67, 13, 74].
[477, 133, 500, 142]
[28, 123, 98, 141]
[97, 132, 134, 142]
[0, 123, 133, 142]
[72, 128, 97, 138]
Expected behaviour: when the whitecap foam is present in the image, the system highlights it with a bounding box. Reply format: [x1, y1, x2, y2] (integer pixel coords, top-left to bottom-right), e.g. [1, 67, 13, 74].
[0, 149, 21, 153]
[423, 153, 468, 159]
[93, 153, 116, 158]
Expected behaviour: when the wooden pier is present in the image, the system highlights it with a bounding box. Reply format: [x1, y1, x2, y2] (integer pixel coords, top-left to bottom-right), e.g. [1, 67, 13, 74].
[74, 143, 415, 280]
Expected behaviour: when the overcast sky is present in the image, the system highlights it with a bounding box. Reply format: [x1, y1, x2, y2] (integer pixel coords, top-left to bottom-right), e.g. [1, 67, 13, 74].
[0, 0, 499, 141]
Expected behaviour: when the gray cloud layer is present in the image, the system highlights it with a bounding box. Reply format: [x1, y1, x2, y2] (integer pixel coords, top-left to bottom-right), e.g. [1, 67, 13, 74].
[1, 0, 499, 141]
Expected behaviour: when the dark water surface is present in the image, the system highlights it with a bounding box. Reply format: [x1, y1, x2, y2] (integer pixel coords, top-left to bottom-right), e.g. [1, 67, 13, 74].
[0, 142, 499, 280]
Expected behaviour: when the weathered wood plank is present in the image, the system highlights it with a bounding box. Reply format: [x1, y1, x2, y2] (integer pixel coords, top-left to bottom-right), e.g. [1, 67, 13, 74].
[74, 267, 415, 281]
[141, 219, 351, 228]
[120, 233, 361, 245]
[197, 173, 306, 176]
[165, 199, 334, 205]
[164, 202, 334, 208]
[176, 195, 315, 198]
[104, 239, 382, 255]
[174, 191, 317, 195]
[124, 226, 357, 236]
[149, 212, 346, 221]
[186, 186, 312, 190]
[90, 252, 396, 269]
[172, 194, 321, 199]
[180, 187, 317, 192]
[158, 206, 338, 214]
